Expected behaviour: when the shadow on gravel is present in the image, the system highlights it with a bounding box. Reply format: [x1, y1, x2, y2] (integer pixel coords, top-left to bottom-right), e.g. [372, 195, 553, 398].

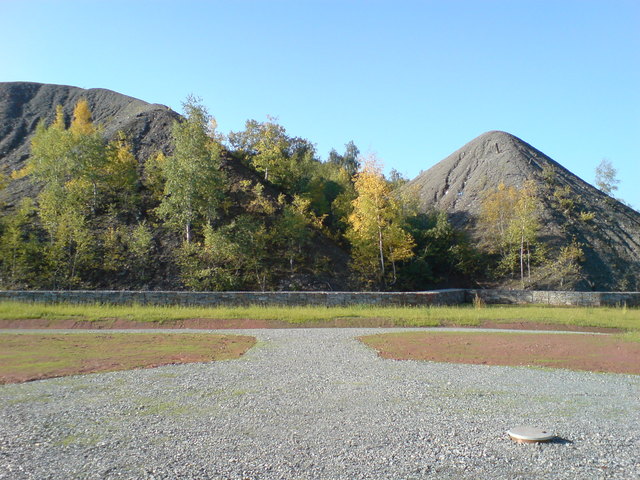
[549, 437, 573, 445]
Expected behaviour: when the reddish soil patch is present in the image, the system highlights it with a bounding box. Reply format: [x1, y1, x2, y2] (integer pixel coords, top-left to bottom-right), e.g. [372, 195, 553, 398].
[0, 333, 256, 384]
[0, 318, 293, 330]
[360, 331, 640, 375]
[0, 317, 623, 332]
[0, 317, 418, 330]
[476, 321, 623, 334]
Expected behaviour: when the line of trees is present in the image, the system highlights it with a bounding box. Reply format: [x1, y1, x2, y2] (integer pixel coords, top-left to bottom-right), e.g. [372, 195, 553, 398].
[0, 97, 586, 291]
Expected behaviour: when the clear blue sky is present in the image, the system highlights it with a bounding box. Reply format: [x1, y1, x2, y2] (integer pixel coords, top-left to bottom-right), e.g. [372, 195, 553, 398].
[2, 0, 639, 208]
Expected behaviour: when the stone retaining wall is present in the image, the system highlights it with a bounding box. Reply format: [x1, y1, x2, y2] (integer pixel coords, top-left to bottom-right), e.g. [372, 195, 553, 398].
[467, 289, 640, 307]
[0, 289, 466, 307]
[0, 289, 638, 307]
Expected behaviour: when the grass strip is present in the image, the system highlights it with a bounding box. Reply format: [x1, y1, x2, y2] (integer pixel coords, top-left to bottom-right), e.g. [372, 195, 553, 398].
[0, 301, 638, 331]
[0, 332, 256, 384]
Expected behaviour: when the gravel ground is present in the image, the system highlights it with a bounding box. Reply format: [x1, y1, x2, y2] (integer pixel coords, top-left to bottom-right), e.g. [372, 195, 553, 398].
[1, 328, 639, 480]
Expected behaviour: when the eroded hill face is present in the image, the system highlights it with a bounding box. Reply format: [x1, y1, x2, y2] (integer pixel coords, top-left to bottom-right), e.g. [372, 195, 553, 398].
[0, 82, 180, 205]
[403, 131, 640, 290]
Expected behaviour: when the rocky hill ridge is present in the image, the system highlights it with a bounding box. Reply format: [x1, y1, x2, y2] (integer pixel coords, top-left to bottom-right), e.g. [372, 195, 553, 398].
[0, 81, 179, 205]
[403, 130, 640, 290]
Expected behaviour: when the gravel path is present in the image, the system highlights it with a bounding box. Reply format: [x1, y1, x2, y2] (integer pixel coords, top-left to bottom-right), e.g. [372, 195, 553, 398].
[1, 328, 639, 479]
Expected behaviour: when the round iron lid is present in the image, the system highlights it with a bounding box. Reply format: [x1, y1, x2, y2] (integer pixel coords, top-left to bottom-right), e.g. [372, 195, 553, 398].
[507, 426, 555, 443]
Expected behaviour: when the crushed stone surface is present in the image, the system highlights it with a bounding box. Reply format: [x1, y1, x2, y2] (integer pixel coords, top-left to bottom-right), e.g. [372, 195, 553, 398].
[1, 328, 639, 479]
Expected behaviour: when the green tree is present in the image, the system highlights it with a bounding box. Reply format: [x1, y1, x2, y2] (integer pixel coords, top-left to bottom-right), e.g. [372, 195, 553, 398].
[396, 210, 480, 289]
[0, 199, 45, 288]
[156, 97, 226, 243]
[303, 159, 356, 238]
[550, 240, 584, 288]
[43, 211, 97, 288]
[595, 158, 619, 197]
[100, 221, 153, 286]
[103, 132, 139, 215]
[479, 181, 542, 287]
[143, 151, 168, 202]
[229, 117, 317, 193]
[328, 141, 360, 177]
[346, 157, 415, 288]
[23, 100, 108, 287]
[19, 99, 146, 288]
[506, 181, 540, 287]
[177, 223, 244, 291]
[479, 183, 518, 251]
[387, 169, 408, 190]
[273, 194, 324, 274]
[27, 99, 111, 218]
[231, 215, 272, 290]
[66, 99, 110, 214]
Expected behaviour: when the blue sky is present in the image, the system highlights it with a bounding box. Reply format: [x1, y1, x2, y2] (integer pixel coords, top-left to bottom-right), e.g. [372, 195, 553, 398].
[2, 0, 639, 208]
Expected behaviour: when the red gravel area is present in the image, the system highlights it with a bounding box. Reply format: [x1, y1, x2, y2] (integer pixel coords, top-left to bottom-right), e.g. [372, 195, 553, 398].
[360, 331, 640, 375]
[476, 321, 623, 334]
[0, 318, 624, 332]
[0, 318, 292, 329]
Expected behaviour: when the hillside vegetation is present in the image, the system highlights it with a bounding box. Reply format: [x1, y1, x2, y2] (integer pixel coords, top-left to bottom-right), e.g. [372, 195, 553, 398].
[0, 93, 477, 291]
[1, 82, 638, 291]
[402, 131, 640, 290]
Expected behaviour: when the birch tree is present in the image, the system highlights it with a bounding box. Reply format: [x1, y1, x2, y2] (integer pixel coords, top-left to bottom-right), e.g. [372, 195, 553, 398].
[228, 117, 316, 193]
[479, 181, 542, 287]
[156, 98, 225, 243]
[595, 159, 620, 197]
[506, 181, 540, 287]
[346, 157, 414, 288]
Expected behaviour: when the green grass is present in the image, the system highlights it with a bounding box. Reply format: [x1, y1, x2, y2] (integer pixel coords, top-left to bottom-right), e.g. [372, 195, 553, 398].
[0, 300, 639, 331]
[0, 332, 256, 383]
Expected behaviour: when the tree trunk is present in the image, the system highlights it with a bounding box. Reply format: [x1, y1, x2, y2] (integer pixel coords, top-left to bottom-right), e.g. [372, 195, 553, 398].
[378, 225, 385, 286]
[527, 240, 531, 281]
[520, 233, 525, 289]
[92, 182, 98, 216]
[391, 258, 397, 285]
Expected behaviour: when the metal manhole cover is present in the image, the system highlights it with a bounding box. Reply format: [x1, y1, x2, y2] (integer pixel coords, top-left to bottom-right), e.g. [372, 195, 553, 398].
[507, 426, 555, 444]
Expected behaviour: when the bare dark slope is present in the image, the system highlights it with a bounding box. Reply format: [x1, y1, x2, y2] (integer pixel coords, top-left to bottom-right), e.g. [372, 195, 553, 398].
[0, 81, 180, 205]
[403, 131, 640, 290]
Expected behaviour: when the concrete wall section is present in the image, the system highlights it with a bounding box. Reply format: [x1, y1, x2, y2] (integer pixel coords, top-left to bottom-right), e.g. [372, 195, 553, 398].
[468, 289, 640, 307]
[0, 289, 467, 307]
[0, 289, 638, 306]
